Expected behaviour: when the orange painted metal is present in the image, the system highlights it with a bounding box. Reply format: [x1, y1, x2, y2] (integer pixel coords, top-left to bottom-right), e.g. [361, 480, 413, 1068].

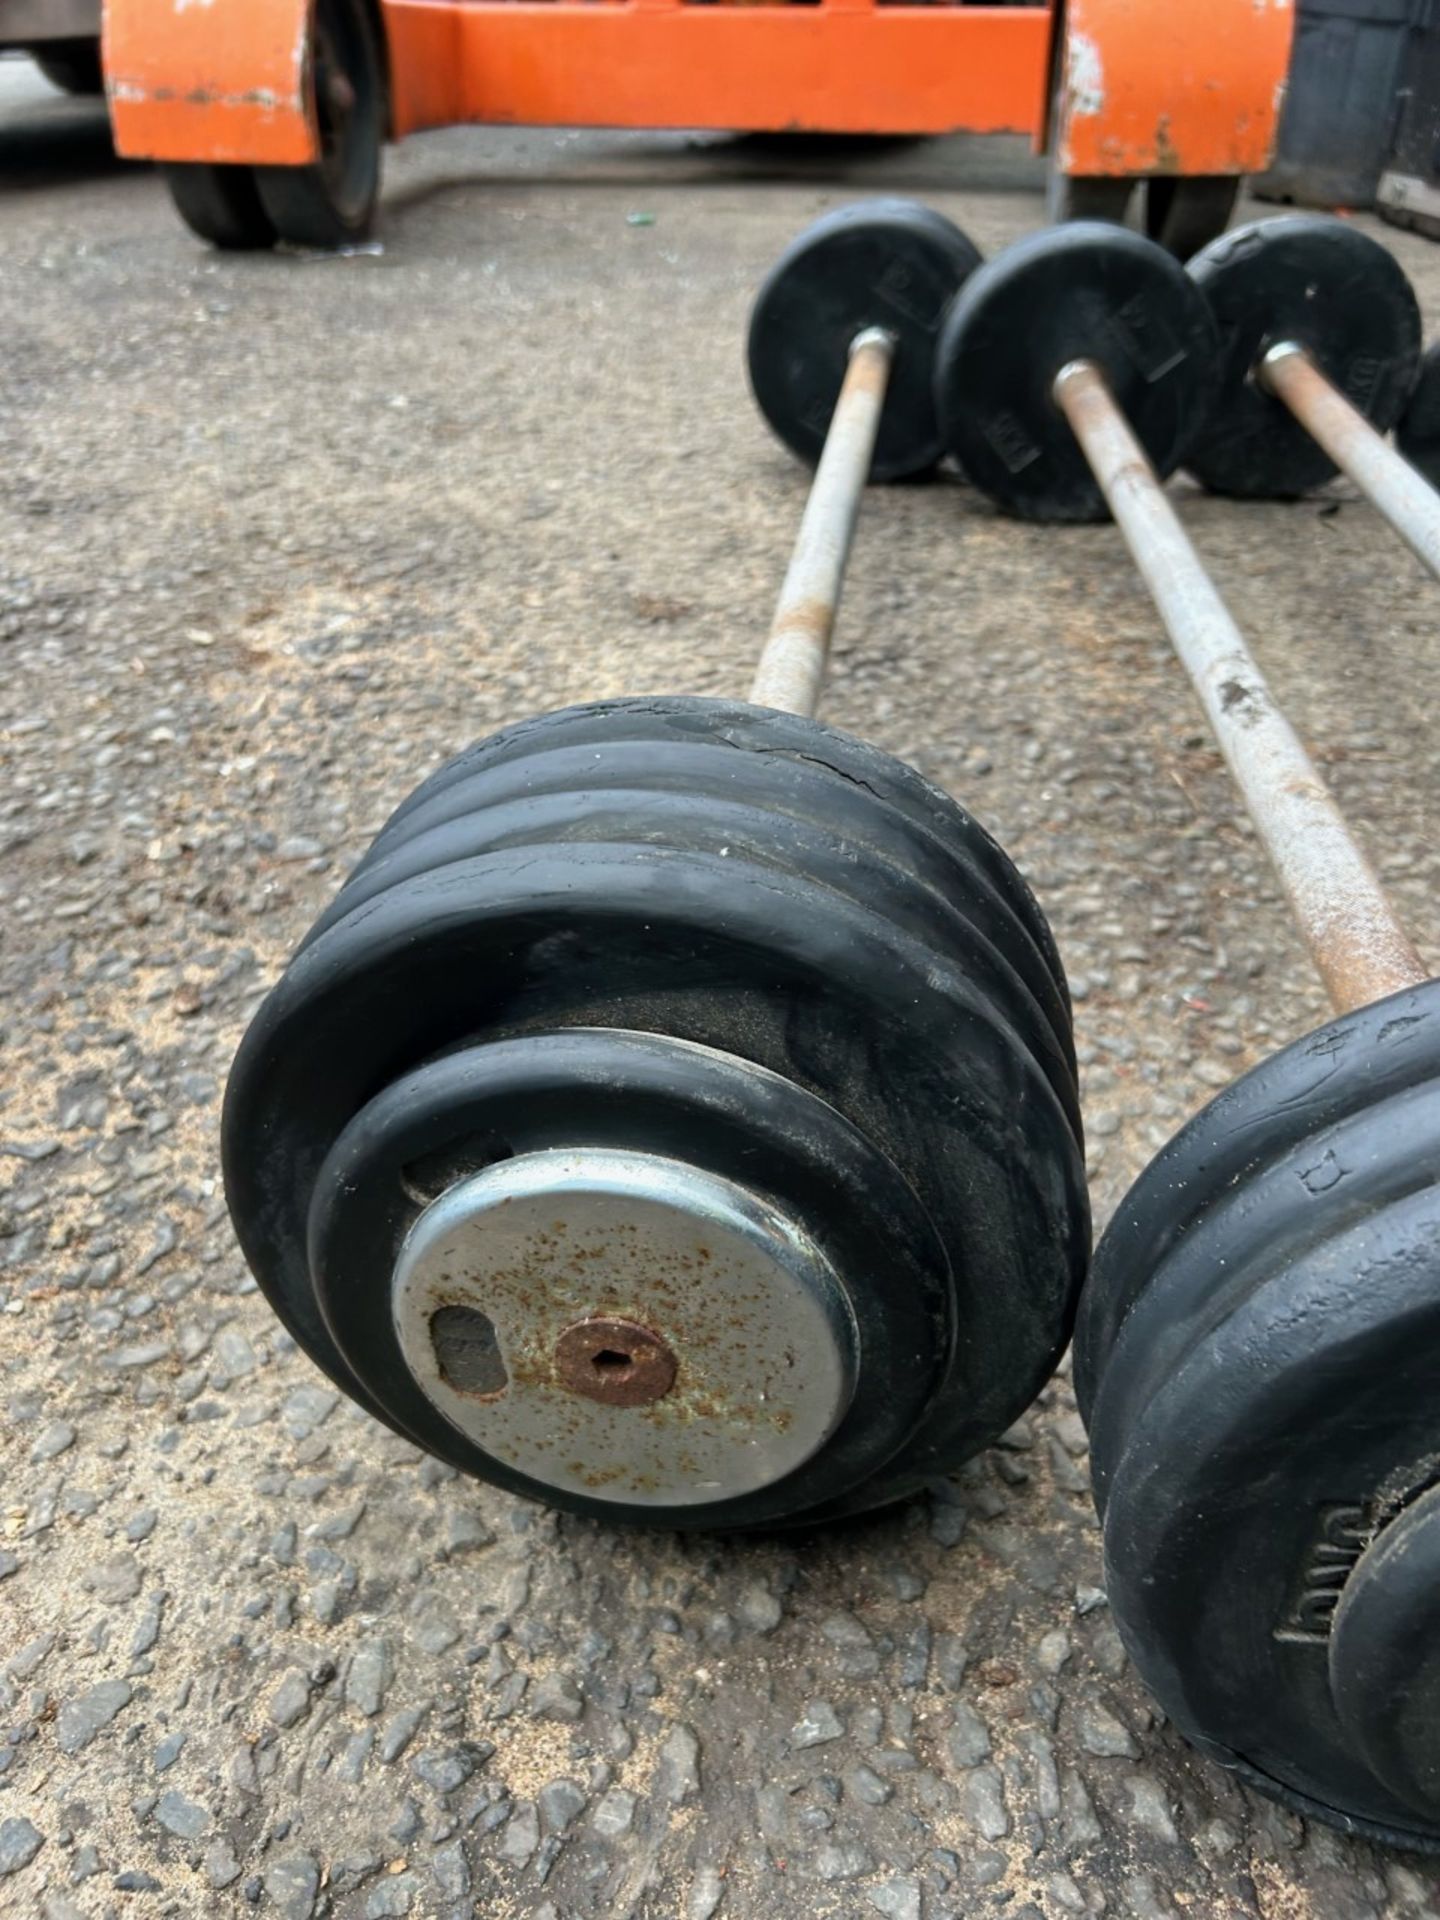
[104, 0, 1289, 184]
[104, 0, 319, 165]
[1052, 0, 1294, 177]
[106, 0, 1050, 164]
[380, 1, 1050, 142]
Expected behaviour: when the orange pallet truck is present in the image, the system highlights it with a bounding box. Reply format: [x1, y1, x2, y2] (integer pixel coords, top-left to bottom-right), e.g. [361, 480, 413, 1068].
[101, 0, 1293, 252]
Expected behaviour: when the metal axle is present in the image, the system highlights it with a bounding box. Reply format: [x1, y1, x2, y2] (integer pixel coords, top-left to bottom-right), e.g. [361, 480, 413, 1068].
[1052, 356, 1428, 1018]
[749, 327, 896, 717]
[1259, 341, 1440, 584]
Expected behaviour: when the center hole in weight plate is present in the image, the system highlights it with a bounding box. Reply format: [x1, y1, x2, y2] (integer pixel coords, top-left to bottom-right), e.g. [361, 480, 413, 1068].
[591, 1349, 633, 1372]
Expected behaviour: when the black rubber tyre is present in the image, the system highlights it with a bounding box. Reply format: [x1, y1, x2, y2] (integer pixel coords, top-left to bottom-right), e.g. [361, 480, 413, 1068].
[1143, 175, 1240, 260]
[1046, 172, 1134, 227]
[223, 698, 1089, 1530]
[164, 165, 278, 252]
[1074, 978, 1440, 1851]
[255, 0, 385, 248]
[33, 39, 104, 96]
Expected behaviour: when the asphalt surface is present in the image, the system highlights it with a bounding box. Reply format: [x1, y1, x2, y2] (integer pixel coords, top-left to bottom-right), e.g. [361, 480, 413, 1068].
[4, 50, 1440, 1920]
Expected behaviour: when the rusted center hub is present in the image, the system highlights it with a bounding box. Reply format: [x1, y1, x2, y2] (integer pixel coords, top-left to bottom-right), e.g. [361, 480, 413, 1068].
[554, 1316, 678, 1408]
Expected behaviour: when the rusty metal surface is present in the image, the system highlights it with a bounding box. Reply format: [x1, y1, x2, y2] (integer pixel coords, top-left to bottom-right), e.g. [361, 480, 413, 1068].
[104, 0, 317, 166]
[750, 327, 894, 718]
[1261, 342, 1440, 585]
[1053, 0, 1293, 179]
[389, 1147, 856, 1507]
[1054, 357, 1429, 1016]
[553, 1315, 679, 1409]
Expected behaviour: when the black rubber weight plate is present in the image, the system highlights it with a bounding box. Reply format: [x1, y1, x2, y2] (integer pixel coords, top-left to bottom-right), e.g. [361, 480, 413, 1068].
[747, 198, 983, 481]
[935, 222, 1219, 521]
[1073, 979, 1440, 1426]
[1186, 215, 1422, 498]
[1397, 339, 1440, 488]
[371, 700, 1072, 1015]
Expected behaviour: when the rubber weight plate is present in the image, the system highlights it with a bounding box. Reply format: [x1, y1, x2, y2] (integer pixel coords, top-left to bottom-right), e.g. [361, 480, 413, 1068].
[935, 222, 1219, 522]
[1396, 338, 1440, 488]
[1187, 214, 1421, 498]
[1078, 978, 1440, 1847]
[747, 199, 983, 481]
[223, 698, 1088, 1526]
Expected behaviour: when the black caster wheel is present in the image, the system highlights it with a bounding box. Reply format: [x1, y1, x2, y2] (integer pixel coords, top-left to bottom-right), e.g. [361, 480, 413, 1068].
[164, 165, 278, 252]
[223, 699, 1088, 1530]
[255, 0, 385, 248]
[33, 39, 104, 95]
[1142, 174, 1240, 260]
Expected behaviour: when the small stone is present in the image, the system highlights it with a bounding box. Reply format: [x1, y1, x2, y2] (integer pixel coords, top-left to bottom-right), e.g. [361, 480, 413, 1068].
[1037, 1630, 1072, 1676]
[380, 1704, 428, 1763]
[592, 1787, 636, 1838]
[154, 1790, 209, 1840]
[1126, 1774, 1179, 1844]
[500, 1802, 539, 1866]
[269, 1670, 311, 1729]
[656, 1723, 700, 1803]
[432, 1842, 469, 1900]
[114, 1870, 162, 1892]
[688, 1865, 725, 1919]
[29, 1420, 76, 1463]
[125, 1509, 159, 1544]
[1076, 1703, 1139, 1760]
[0, 1551, 17, 1580]
[790, 1701, 844, 1749]
[128, 1589, 167, 1662]
[442, 1509, 493, 1556]
[57, 1679, 132, 1753]
[960, 1765, 1010, 1841]
[82, 1553, 141, 1605]
[0, 1817, 44, 1876]
[346, 1639, 393, 1717]
[945, 1703, 992, 1769]
[412, 1749, 474, 1795]
[814, 1841, 874, 1882]
[867, 1879, 922, 1920]
[1075, 1586, 1108, 1616]
[845, 1766, 893, 1807]
[736, 1583, 782, 1634]
[365, 1872, 418, 1917]
[529, 1671, 582, 1722]
[263, 1853, 320, 1920]
[154, 1731, 185, 1772]
[538, 1779, 586, 1834]
[205, 1839, 242, 1888]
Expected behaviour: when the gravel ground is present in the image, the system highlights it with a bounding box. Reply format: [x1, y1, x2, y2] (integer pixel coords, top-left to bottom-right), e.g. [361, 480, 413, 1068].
[4, 51, 1440, 1920]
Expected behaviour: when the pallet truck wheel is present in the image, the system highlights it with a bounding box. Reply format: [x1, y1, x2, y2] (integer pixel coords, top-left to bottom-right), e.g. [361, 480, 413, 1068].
[163, 165, 278, 252]
[1144, 175, 1240, 261]
[33, 40, 104, 96]
[255, 0, 384, 248]
[1045, 169, 1133, 228]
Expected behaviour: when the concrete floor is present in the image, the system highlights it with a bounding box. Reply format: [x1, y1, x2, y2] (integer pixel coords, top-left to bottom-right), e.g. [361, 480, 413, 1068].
[3, 49, 1440, 1920]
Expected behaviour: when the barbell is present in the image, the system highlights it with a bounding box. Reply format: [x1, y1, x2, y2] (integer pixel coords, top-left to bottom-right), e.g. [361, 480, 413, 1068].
[221, 201, 1090, 1533]
[936, 218, 1440, 1848]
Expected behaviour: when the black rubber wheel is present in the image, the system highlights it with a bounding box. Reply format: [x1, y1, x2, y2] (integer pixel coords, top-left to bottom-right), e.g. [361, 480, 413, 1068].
[1143, 174, 1240, 260]
[935, 223, 1219, 522]
[1186, 215, 1422, 498]
[164, 165, 278, 252]
[254, 0, 384, 248]
[33, 39, 103, 96]
[223, 698, 1088, 1530]
[1075, 978, 1440, 1851]
[1046, 172, 1134, 227]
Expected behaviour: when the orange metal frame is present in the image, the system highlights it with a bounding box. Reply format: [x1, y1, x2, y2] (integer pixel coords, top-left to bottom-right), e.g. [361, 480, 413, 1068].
[103, 0, 1291, 181]
[1051, 0, 1294, 179]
